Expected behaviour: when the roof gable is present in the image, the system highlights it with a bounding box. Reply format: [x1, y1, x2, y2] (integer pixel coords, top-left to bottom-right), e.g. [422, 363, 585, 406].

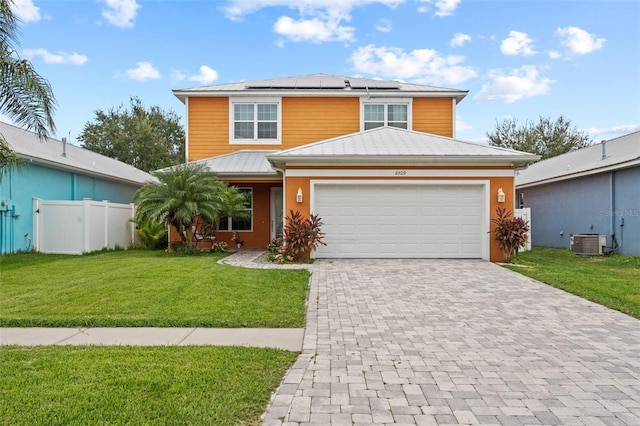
[267, 127, 539, 168]
[516, 131, 640, 187]
[1, 122, 156, 185]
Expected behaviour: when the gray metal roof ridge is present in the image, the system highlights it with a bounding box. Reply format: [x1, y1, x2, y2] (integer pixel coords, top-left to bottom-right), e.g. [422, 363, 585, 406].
[173, 73, 467, 94]
[269, 127, 539, 158]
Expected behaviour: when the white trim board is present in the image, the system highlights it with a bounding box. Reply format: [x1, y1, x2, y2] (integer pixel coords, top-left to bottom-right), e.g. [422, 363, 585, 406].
[287, 168, 514, 178]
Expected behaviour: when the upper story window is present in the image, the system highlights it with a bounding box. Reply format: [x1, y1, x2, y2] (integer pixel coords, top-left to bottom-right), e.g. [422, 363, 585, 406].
[230, 97, 281, 144]
[361, 99, 411, 131]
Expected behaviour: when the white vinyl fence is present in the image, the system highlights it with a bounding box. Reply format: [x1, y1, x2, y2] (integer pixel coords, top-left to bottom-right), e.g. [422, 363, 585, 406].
[515, 207, 532, 252]
[33, 198, 135, 254]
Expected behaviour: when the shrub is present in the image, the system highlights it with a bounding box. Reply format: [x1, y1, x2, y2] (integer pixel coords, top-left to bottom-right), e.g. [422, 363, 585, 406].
[212, 241, 229, 253]
[266, 239, 295, 264]
[283, 210, 326, 262]
[491, 207, 530, 262]
[133, 220, 167, 250]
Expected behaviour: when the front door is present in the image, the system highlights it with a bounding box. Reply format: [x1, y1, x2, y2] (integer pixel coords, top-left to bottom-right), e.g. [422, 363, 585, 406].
[270, 187, 283, 240]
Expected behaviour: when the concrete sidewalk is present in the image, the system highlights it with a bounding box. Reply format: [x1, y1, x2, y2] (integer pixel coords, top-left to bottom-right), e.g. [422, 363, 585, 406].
[0, 327, 304, 350]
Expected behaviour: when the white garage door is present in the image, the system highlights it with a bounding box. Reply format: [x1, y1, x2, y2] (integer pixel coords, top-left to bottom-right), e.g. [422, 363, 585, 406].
[314, 183, 484, 258]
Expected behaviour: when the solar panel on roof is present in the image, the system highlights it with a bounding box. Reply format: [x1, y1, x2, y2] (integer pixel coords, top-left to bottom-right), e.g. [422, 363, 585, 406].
[246, 75, 347, 89]
[246, 79, 283, 88]
[245, 75, 401, 90]
[348, 78, 400, 89]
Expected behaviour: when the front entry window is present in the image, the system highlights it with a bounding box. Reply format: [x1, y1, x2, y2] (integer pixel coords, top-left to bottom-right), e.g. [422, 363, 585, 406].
[218, 188, 252, 231]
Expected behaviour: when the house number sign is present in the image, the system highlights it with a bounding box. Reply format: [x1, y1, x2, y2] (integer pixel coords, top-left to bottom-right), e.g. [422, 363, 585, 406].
[394, 170, 407, 176]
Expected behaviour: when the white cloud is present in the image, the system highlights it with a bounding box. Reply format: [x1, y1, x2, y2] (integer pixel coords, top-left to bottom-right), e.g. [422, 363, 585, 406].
[274, 14, 355, 43]
[171, 70, 187, 81]
[376, 18, 392, 33]
[350, 44, 477, 86]
[548, 50, 561, 59]
[450, 32, 471, 47]
[10, 0, 41, 23]
[500, 31, 536, 56]
[124, 62, 160, 81]
[221, 1, 406, 43]
[456, 117, 472, 132]
[417, 0, 461, 16]
[101, 0, 140, 28]
[221, 0, 405, 21]
[188, 65, 219, 84]
[433, 0, 461, 16]
[582, 124, 640, 136]
[23, 48, 88, 65]
[556, 26, 605, 55]
[474, 66, 553, 103]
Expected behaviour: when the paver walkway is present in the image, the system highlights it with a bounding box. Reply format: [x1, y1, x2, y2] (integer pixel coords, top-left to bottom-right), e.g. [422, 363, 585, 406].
[262, 258, 640, 425]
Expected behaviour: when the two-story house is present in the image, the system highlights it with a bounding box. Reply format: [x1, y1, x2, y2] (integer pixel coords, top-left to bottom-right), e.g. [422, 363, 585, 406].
[172, 73, 538, 261]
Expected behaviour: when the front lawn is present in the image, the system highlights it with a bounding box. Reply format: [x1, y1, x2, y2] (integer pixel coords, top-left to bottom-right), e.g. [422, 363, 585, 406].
[0, 250, 309, 327]
[0, 345, 296, 425]
[507, 247, 640, 319]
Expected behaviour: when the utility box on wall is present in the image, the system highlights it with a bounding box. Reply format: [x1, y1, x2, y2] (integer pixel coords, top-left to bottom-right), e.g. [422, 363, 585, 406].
[570, 234, 606, 256]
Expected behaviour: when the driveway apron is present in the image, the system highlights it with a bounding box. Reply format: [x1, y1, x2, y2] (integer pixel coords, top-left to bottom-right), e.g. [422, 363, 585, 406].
[263, 259, 640, 425]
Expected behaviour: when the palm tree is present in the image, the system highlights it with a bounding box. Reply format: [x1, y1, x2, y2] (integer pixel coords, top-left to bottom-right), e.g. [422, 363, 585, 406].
[134, 163, 245, 247]
[1, 0, 57, 169]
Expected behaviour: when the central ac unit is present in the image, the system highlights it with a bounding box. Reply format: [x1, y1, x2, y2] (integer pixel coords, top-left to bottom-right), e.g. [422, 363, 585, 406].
[570, 234, 606, 255]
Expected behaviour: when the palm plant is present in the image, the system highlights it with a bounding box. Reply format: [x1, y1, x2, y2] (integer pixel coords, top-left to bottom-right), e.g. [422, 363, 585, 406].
[132, 219, 167, 250]
[1, 0, 57, 170]
[134, 164, 228, 247]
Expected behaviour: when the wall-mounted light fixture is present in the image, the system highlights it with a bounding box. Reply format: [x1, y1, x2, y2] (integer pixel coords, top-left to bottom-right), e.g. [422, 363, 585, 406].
[296, 188, 303, 203]
[497, 188, 506, 203]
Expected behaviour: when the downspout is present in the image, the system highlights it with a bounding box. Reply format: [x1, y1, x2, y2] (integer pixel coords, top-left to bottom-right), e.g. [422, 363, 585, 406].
[609, 170, 620, 252]
[184, 97, 190, 163]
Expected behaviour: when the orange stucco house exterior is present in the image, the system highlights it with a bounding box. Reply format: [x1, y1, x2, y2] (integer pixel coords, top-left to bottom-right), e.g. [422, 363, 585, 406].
[172, 74, 538, 261]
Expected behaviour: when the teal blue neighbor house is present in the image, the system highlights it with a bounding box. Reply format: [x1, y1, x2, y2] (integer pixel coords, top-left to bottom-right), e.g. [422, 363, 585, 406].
[0, 122, 155, 254]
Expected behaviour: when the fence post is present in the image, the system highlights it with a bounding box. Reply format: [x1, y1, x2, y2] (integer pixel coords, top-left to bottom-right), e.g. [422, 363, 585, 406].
[130, 203, 136, 248]
[83, 199, 91, 253]
[33, 198, 41, 252]
[103, 200, 109, 249]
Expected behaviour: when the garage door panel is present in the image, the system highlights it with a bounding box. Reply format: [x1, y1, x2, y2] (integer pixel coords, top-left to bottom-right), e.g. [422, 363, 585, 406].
[315, 184, 484, 258]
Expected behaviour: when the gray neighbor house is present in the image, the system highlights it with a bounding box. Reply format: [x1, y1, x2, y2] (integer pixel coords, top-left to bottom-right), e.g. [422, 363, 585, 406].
[515, 131, 639, 256]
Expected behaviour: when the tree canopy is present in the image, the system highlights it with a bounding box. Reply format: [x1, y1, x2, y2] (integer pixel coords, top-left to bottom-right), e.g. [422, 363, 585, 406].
[78, 97, 185, 172]
[134, 164, 248, 247]
[1, 0, 57, 170]
[487, 115, 593, 160]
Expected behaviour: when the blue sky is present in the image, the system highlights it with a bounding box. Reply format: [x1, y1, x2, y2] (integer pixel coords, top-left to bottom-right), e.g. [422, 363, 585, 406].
[6, 0, 640, 146]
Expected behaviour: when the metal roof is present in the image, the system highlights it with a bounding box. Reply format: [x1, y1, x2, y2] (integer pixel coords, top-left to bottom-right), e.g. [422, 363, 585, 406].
[515, 131, 640, 187]
[189, 150, 280, 178]
[1, 121, 156, 185]
[268, 127, 540, 168]
[173, 73, 468, 103]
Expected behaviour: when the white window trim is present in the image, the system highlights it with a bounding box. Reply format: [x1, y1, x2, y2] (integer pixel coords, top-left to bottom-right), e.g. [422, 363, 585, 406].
[229, 97, 282, 145]
[219, 187, 253, 232]
[360, 97, 413, 131]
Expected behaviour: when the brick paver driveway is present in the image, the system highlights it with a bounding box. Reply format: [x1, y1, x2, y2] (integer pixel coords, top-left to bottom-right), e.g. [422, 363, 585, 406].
[263, 259, 640, 425]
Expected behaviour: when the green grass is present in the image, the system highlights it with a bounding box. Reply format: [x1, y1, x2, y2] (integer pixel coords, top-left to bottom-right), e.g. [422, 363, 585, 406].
[0, 250, 309, 328]
[507, 247, 640, 319]
[0, 345, 297, 426]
